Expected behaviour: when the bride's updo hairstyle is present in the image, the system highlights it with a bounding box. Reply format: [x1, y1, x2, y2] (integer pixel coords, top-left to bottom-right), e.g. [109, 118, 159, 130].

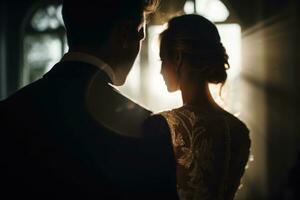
[160, 14, 230, 85]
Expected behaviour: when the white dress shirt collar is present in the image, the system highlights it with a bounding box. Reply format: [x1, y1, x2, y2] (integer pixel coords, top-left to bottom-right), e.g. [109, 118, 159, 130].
[61, 52, 115, 84]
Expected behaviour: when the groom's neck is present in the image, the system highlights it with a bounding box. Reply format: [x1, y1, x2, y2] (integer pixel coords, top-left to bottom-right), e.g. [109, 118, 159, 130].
[68, 46, 116, 69]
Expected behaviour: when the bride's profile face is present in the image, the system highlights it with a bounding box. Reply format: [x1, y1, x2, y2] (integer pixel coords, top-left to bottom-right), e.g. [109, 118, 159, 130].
[160, 45, 179, 92]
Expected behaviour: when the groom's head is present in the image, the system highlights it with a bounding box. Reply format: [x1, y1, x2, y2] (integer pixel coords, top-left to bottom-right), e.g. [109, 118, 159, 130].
[62, 0, 159, 85]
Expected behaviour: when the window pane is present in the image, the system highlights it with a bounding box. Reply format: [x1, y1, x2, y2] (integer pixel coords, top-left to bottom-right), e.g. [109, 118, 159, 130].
[195, 0, 229, 22]
[23, 34, 62, 84]
[31, 5, 64, 32]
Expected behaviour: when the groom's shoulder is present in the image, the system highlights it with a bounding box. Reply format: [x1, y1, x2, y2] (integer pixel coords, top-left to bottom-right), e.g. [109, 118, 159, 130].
[112, 89, 152, 121]
[87, 76, 153, 137]
[88, 82, 151, 117]
[141, 114, 172, 141]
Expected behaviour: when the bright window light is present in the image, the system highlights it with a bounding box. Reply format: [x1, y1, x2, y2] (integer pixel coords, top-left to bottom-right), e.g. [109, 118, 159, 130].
[184, 0, 195, 14]
[217, 24, 242, 79]
[118, 54, 141, 100]
[147, 25, 182, 113]
[196, 0, 229, 22]
[210, 23, 242, 113]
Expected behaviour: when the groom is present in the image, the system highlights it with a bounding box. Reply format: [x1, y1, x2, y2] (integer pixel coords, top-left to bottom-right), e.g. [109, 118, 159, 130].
[0, 0, 177, 199]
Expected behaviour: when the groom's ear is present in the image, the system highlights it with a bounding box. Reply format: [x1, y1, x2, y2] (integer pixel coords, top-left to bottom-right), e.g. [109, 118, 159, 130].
[118, 20, 136, 49]
[110, 20, 132, 49]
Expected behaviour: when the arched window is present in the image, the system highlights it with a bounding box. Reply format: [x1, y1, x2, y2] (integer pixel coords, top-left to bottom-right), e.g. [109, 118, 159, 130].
[22, 2, 143, 105]
[22, 4, 67, 86]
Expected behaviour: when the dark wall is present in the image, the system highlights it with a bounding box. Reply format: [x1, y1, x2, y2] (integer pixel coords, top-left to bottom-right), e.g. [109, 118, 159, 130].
[0, 0, 8, 99]
[225, 0, 297, 28]
[0, 0, 36, 98]
[238, 0, 300, 199]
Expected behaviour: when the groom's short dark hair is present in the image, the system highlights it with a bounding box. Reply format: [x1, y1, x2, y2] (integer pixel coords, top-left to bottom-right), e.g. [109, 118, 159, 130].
[62, 0, 159, 47]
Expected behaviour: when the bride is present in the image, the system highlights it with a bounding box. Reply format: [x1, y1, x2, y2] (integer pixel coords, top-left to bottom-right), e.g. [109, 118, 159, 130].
[156, 14, 251, 200]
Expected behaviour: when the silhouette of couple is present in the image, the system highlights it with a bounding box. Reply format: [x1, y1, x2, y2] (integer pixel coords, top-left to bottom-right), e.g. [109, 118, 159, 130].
[0, 0, 250, 199]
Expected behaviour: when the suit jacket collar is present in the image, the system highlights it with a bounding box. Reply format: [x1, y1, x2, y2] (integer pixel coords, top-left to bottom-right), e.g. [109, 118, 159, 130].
[43, 60, 111, 84]
[43, 61, 152, 138]
[60, 52, 115, 84]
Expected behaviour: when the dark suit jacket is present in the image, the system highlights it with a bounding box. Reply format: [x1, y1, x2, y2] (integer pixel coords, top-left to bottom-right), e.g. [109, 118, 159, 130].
[0, 61, 178, 199]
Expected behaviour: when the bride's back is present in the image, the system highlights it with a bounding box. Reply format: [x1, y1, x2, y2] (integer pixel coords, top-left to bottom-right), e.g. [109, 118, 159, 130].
[158, 14, 251, 199]
[160, 105, 250, 200]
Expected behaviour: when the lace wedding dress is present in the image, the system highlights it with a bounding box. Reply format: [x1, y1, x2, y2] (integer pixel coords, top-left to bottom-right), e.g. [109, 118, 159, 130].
[160, 105, 250, 200]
